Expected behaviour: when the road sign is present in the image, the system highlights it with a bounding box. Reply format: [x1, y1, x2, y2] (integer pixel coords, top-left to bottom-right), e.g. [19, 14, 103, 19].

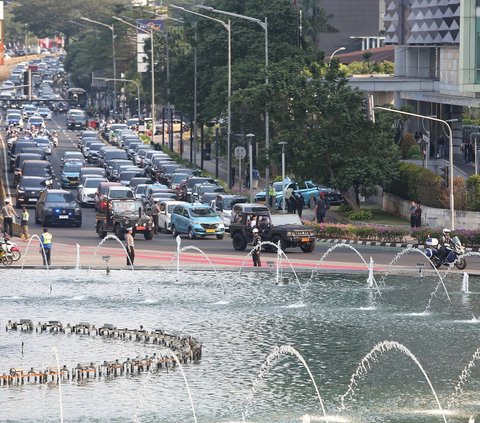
[234, 146, 246, 160]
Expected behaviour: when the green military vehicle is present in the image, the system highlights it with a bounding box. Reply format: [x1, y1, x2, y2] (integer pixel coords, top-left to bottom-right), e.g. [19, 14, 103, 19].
[229, 203, 316, 253]
[96, 199, 154, 240]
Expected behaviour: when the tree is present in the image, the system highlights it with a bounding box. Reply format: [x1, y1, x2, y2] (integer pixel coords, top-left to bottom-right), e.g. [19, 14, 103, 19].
[238, 55, 400, 210]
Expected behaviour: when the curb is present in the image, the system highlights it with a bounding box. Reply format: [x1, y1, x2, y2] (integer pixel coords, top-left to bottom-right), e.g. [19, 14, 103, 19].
[316, 237, 480, 252]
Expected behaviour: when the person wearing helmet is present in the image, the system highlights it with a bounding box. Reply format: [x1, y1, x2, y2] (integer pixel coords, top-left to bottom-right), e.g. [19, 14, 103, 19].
[252, 227, 262, 267]
[438, 228, 452, 263]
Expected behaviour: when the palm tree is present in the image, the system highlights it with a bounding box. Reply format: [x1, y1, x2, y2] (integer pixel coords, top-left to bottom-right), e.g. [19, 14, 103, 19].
[298, 0, 337, 51]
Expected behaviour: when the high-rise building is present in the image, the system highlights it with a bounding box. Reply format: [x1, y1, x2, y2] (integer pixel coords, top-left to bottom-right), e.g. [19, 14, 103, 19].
[312, 0, 385, 55]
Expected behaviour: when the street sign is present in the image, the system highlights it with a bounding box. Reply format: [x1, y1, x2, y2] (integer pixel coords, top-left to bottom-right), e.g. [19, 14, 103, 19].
[234, 146, 246, 160]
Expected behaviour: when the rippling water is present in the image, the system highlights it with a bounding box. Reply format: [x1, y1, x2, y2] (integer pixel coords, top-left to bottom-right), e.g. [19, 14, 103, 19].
[0, 269, 478, 422]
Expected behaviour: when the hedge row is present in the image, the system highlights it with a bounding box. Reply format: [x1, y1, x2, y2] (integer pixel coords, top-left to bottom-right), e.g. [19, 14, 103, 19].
[309, 222, 409, 243]
[412, 228, 480, 247]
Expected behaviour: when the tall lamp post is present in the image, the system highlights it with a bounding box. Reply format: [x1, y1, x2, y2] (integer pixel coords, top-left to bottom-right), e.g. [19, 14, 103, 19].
[80, 17, 117, 115]
[112, 16, 156, 142]
[196, 6, 269, 206]
[171, 5, 231, 186]
[278, 141, 287, 213]
[375, 106, 456, 229]
[328, 46, 345, 63]
[246, 133, 255, 202]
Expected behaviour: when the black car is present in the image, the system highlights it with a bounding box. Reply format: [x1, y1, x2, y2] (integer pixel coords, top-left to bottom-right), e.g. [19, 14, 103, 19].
[13, 153, 42, 186]
[35, 189, 82, 227]
[15, 176, 46, 207]
[21, 160, 55, 187]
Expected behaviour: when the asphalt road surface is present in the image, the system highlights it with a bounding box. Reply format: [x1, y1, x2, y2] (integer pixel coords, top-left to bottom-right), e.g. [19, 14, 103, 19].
[2, 114, 480, 273]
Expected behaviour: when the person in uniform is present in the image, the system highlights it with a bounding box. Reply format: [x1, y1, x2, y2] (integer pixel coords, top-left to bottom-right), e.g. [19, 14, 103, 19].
[20, 207, 29, 241]
[125, 227, 135, 265]
[251, 227, 262, 267]
[40, 228, 53, 266]
[1, 199, 18, 237]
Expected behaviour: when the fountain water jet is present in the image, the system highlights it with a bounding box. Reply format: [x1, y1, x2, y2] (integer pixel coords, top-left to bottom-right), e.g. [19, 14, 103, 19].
[462, 273, 470, 294]
[448, 346, 480, 409]
[309, 244, 382, 298]
[133, 348, 197, 423]
[20, 234, 49, 270]
[242, 345, 329, 423]
[340, 340, 448, 423]
[51, 346, 64, 423]
[88, 234, 134, 271]
[238, 241, 304, 298]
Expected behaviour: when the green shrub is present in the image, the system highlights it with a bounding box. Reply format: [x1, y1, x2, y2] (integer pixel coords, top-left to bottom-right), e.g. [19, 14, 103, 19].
[314, 223, 408, 243]
[406, 144, 422, 159]
[338, 203, 352, 213]
[400, 133, 417, 159]
[386, 162, 447, 208]
[346, 209, 373, 220]
[466, 174, 480, 211]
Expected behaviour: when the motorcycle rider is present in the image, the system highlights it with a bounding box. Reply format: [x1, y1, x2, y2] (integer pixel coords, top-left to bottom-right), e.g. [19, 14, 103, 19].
[438, 228, 453, 263]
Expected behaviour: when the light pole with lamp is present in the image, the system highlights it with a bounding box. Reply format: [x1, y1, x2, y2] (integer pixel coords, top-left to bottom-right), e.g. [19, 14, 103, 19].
[93, 77, 141, 118]
[171, 5, 232, 187]
[195, 5, 270, 207]
[80, 17, 117, 115]
[278, 141, 287, 213]
[329, 46, 345, 63]
[246, 133, 255, 202]
[374, 106, 456, 229]
[112, 16, 156, 142]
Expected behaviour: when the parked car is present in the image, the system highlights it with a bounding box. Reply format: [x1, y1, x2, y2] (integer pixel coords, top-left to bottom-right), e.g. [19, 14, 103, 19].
[15, 176, 46, 207]
[170, 203, 225, 239]
[35, 189, 82, 227]
[157, 200, 188, 233]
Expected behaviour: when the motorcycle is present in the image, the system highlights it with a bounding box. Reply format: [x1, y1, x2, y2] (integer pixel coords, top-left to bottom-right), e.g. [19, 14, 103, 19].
[425, 236, 467, 269]
[0, 237, 21, 261]
[52, 131, 59, 147]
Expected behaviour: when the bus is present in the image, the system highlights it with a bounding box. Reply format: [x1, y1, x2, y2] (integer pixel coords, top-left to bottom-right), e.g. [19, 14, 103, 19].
[66, 88, 87, 109]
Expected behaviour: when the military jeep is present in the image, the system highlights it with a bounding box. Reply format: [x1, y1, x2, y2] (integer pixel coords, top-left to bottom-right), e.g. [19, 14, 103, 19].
[229, 203, 316, 253]
[96, 199, 154, 240]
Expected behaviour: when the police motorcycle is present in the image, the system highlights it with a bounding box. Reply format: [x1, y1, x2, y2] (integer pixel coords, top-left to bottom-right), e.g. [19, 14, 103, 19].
[51, 131, 59, 147]
[0, 235, 21, 261]
[424, 232, 467, 270]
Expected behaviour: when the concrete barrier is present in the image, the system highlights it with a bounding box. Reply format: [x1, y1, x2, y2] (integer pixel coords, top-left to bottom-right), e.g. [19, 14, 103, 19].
[383, 192, 480, 230]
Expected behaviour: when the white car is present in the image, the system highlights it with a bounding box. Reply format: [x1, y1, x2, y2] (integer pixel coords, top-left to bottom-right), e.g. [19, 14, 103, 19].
[78, 177, 107, 206]
[38, 107, 52, 120]
[27, 115, 45, 130]
[158, 200, 188, 233]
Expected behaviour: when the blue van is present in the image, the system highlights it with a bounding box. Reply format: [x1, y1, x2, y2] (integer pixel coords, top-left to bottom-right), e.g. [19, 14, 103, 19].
[170, 203, 225, 239]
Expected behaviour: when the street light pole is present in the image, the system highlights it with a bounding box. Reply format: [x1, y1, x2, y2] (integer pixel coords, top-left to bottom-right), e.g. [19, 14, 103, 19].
[171, 5, 231, 183]
[329, 46, 345, 63]
[196, 6, 269, 206]
[80, 17, 117, 115]
[112, 16, 155, 142]
[246, 133, 255, 202]
[375, 106, 456, 229]
[278, 141, 287, 213]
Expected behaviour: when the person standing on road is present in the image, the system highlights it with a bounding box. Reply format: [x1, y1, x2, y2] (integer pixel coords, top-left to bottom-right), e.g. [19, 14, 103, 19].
[251, 227, 262, 267]
[20, 207, 30, 241]
[151, 201, 160, 234]
[40, 228, 52, 266]
[125, 227, 135, 266]
[314, 192, 329, 223]
[285, 185, 294, 213]
[1, 199, 18, 237]
[295, 192, 304, 218]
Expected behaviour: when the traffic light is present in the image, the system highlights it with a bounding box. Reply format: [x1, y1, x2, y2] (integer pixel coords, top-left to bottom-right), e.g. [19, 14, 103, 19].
[441, 165, 449, 187]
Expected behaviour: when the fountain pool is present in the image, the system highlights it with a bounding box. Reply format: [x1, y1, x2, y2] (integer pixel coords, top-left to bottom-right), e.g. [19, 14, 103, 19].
[0, 268, 479, 422]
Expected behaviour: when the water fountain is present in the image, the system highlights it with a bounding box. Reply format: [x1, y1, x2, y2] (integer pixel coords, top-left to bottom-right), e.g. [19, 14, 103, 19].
[20, 234, 49, 270]
[88, 234, 134, 271]
[462, 273, 470, 294]
[3, 242, 480, 422]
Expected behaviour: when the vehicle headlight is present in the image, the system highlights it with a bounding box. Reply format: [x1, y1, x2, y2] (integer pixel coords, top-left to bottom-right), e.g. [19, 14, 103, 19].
[218, 223, 225, 229]
[17, 189, 25, 194]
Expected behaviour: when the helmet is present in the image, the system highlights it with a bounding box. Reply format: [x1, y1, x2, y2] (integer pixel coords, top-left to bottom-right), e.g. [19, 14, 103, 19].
[252, 228, 259, 234]
[443, 228, 451, 235]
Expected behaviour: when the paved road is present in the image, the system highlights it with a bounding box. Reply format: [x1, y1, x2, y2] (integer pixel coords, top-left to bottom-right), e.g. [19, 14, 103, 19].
[3, 115, 480, 274]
